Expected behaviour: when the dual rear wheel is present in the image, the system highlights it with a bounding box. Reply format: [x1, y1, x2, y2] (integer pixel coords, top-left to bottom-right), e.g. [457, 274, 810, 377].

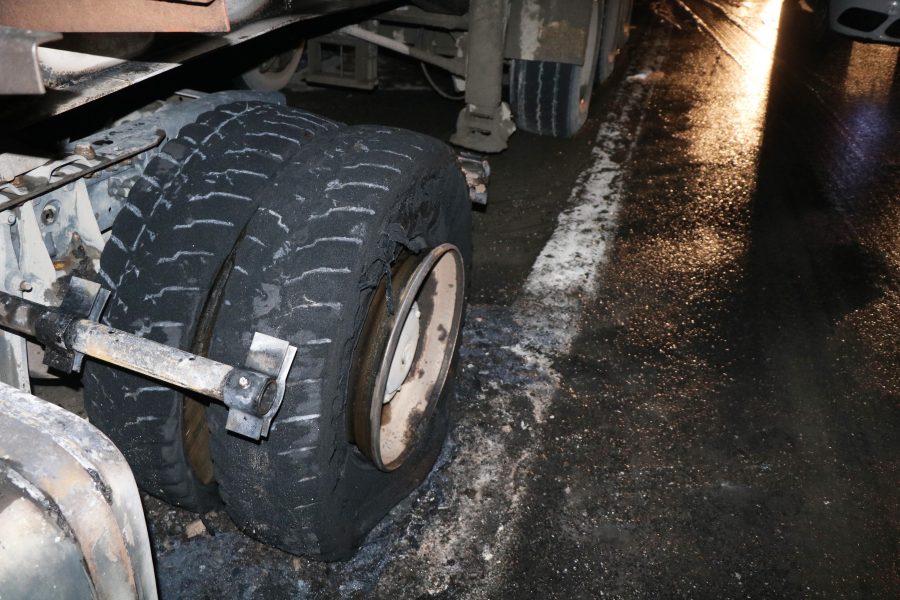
[84, 102, 471, 559]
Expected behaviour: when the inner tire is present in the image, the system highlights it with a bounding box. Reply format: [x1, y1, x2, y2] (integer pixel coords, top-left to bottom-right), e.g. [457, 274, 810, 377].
[509, 0, 603, 138]
[205, 125, 472, 559]
[83, 101, 340, 512]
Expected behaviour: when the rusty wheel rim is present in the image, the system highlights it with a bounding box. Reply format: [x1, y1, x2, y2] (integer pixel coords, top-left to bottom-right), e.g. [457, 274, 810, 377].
[350, 244, 465, 471]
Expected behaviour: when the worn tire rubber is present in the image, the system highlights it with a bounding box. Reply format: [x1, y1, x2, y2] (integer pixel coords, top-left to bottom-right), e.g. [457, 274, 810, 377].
[83, 101, 341, 512]
[205, 125, 472, 559]
[509, 0, 604, 138]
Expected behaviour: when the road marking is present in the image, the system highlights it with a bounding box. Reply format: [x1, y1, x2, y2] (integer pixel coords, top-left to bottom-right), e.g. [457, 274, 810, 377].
[388, 29, 671, 597]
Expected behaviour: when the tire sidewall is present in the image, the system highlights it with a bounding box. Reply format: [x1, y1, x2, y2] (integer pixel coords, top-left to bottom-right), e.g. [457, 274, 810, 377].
[319, 180, 470, 558]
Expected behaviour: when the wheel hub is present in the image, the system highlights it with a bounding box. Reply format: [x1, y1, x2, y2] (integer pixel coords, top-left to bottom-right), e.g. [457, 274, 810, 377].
[384, 301, 421, 404]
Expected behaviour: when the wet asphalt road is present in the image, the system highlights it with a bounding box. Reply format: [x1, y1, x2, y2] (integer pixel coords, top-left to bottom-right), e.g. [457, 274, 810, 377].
[126, 0, 900, 597]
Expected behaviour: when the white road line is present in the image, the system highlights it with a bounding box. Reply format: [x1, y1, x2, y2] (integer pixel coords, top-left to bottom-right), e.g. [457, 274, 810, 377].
[400, 30, 671, 597]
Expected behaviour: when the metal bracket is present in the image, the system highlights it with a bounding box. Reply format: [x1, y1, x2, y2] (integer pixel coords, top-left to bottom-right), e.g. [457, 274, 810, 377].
[42, 277, 109, 373]
[458, 152, 490, 205]
[0, 129, 166, 214]
[0, 282, 296, 441]
[450, 102, 516, 154]
[224, 332, 297, 439]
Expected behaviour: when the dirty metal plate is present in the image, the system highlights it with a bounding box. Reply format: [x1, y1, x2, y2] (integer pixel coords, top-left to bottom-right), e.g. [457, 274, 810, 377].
[504, 0, 593, 64]
[225, 332, 297, 439]
[55, 276, 111, 372]
[245, 331, 293, 377]
[0, 382, 157, 598]
[0, 0, 399, 127]
[58, 276, 107, 319]
[0, 469, 97, 598]
[0, 124, 165, 211]
[0, 15, 307, 131]
[0, 27, 62, 95]
[0, 0, 231, 33]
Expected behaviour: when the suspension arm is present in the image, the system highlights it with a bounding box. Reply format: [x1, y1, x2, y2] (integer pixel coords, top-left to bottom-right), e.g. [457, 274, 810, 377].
[0, 282, 296, 440]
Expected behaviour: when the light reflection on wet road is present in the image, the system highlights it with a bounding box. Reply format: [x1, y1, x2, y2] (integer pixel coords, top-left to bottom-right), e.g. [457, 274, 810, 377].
[502, 0, 899, 597]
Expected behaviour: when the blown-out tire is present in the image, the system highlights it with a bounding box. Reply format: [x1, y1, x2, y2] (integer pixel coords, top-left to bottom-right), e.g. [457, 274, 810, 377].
[509, 0, 603, 138]
[83, 101, 341, 512]
[205, 125, 472, 559]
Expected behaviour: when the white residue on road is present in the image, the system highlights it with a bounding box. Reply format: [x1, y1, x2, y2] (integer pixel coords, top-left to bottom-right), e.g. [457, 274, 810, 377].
[379, 32, 670, 599]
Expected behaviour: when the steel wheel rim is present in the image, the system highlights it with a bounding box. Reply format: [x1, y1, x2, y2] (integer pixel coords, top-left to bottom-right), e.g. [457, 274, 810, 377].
[351, 244, 465, 471]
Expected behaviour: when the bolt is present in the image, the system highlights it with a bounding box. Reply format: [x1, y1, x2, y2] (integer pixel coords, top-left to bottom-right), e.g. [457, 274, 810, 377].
[41, 205, 57, 225]
[6, 214, 15, 225]
[74, 142, 96, 160]
[238, 376, 250, 389]
[18, 280, 33, 292]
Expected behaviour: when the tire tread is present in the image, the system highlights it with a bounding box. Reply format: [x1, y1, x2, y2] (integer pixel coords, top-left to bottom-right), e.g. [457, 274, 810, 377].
[84, 101, 341, 511]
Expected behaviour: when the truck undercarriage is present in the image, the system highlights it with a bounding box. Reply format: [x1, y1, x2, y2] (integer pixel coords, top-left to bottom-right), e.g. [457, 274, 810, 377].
[0, 0, 633, 596]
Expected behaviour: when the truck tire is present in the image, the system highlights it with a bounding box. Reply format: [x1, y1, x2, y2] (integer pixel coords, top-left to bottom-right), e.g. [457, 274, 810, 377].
[509, 0, 603, 138]
[83, 101, 340, 512]
[596, 0, 633, 84]
[205, 125, 472, 559]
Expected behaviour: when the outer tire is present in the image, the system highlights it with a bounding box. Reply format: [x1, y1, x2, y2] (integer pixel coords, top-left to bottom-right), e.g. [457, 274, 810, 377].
[205, 125, 472, 559]
[83, 101, 340, 512]
[510, 0, 603, 138]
